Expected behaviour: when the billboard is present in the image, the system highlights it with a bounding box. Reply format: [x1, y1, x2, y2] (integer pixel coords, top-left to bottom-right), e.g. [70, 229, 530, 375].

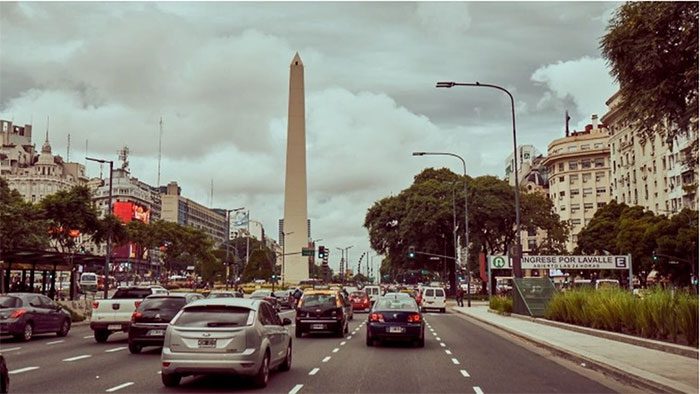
[488, 255, 631, 270]
[113, 201, 151, 259]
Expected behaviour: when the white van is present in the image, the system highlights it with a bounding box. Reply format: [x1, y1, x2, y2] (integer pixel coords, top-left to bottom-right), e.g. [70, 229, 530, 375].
[420, 287, 446, 313]
[364, 286, 381, 305]
[80, 272, 98, 293]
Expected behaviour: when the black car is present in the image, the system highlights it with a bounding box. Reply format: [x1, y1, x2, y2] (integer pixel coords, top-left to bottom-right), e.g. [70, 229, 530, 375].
[295, 290, 351, 338]
[272, 290, 293, 309]
[127, 293, 203, 354]
[0, 293, 71, 341]
[366, 295, 424, 347]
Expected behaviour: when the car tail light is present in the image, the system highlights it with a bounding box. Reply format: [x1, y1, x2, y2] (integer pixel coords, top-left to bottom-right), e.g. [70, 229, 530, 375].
[369, 313, 384, 322]
[135, 300, 142, 308]
[131, 311, 143, 322]
[9, 308, 27, 318]
[92, 301, 100, 309]
[407, 313, 421, 323]
[162, 362, 171, 367]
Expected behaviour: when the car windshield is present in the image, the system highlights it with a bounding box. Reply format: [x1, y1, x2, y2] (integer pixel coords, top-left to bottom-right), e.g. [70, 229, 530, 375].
[0, 296, 21, 308]
[113, 288, 153, 299]
[173, 305, 253, 327]
[208, 292, 235, 298]
[374, 298, 417, 311]
[250, 291, 271, 298]
[139, 297, 186, 311]
[300, 294, 336, 308]
[350, 291, 366, 298]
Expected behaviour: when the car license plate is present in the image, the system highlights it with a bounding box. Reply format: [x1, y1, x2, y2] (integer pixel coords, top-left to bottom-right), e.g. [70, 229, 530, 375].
[387, 326, 405, 333]
[148, 330, 164, 336]
[198, 339, 216, 348]
[108, 324, 121, 330]
[311, 324, 325, 330]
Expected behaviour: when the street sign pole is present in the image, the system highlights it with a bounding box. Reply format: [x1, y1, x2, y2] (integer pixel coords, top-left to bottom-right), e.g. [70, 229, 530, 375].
[487, 258, 492, 298]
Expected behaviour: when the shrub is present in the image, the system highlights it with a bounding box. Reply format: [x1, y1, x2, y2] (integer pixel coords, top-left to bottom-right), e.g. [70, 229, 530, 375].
[489, 296, 513, 314]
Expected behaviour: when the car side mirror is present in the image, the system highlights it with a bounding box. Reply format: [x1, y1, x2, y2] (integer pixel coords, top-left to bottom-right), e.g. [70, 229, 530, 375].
[281, 317, 292, 326]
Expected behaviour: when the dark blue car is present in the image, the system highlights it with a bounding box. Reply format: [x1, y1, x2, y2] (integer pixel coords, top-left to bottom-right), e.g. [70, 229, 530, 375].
[366, 295, 424, 347]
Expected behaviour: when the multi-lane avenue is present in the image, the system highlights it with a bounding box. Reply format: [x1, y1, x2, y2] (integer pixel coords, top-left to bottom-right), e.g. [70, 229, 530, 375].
[3, 308, 626, 393]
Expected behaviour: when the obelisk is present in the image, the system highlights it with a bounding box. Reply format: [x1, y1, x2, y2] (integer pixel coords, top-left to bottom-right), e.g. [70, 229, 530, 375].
[283, 52, 309, 284]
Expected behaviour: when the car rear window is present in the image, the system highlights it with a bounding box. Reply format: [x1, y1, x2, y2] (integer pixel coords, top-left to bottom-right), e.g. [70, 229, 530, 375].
[0, 296, 21, 308]
[300, 294, 336, 308]
[139, 298, 186, 311]
[425, 289, 434, 297]
[113, 288, 153, 299]
[250, 291, 271, 298]
[351, 291, 365, 298]
[173, 306, 253, 327]
[435, 289, 445, 297]
[208, 293, 234, 298]
[375, 299, 417, 311]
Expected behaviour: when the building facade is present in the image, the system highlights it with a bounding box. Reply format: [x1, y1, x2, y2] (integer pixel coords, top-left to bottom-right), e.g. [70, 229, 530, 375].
[505, 145, 542, 186]
[542, 115, 612, 252]
[160, 181, 228, 245]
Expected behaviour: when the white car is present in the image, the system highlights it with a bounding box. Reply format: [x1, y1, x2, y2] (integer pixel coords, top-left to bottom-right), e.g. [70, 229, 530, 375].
[420, 287, 446, 313]
[363, 286, 381, 305]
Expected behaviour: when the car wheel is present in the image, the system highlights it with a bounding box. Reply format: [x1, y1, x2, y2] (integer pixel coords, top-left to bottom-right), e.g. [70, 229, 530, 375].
[15, 322, 33, 342]
[279, 341, 292, 372]
[94, 329, 110, 343]
[295, 326, 302, 338]
[56, 319, 71, 337]
[161, 373, 181, 387]
[253, 351, 270, 388]
[128, 342, 142, 354]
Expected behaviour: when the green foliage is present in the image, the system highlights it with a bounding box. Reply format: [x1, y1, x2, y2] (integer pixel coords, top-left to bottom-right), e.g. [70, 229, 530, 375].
[0, 177, 50, 251]
[489, 296, 513, 315]
[601, 2, 698, 142]
[242, 249, 273, 282]
[40, 185, 101, 252]
[546, 287, 698, 346]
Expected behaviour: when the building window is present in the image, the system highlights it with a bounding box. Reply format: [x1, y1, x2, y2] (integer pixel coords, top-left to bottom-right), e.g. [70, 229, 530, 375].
[595, 171, 605, 182]
[580, 144, 590, 151]
[582, 173, 591, 183]
[568, 145, 578, 152]
[594, 142, 604, 149]
[570, 174, 579, 184]
[584, 202, 594, 210]
[581, 159, 592, 169]
[583, 187, 593, 197]
[558, 163, 564, 171]
[569, 161, 578, 170]
[559, 191, 566, 197]
[527, 228, 537, 237]
[571, 188, 580, 196]
[559, 176, 564, 182]
[571, 203, 581, 213]
[560, 205, 566, 211]
[571, 218, 582, 225]
[596, 187, 606, 195]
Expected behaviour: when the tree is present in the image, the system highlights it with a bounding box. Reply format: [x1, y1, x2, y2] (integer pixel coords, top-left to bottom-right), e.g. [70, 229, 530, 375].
[577, 200, 629, 255]
[40, 185, 101, 253]
[0, 177, 50, 251]
[600, 2, 698, 143]
[242, 249, 273, 282]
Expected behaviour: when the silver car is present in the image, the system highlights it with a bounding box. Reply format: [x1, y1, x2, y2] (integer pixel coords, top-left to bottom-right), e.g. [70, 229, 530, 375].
[161, 298, 293, 388]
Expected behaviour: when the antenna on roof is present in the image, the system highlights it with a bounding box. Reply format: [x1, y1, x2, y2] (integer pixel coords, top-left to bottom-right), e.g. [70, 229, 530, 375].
[67, 133, 71, 161]
[157, 117, 163, 186]
[85, 139, 89, 167]
[565, 110, 571, 137]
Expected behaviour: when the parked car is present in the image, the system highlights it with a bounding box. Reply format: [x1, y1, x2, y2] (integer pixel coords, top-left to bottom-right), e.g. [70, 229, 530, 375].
[420, 287, 446, 313]
[0, 293, 71, 341]
[161, 298, 292, 388]
[349, 291, 371, 312]
[295, 289, 352, 338]
[128, 293, 204, 354]
[366, 295, 424, 347]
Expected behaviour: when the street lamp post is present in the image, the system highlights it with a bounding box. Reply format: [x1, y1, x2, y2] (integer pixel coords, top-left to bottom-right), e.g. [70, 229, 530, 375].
[436, 81, 522, 278]
[86, 157, 114, 299]
[336, 245, 353, 283]
[413, 152, 470, 305]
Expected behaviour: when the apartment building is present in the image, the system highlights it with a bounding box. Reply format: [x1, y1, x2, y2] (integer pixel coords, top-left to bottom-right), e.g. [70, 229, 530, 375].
[160, 181, 228, 245]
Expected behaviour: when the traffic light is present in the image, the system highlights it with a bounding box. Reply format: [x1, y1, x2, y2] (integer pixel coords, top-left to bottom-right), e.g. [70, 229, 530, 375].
[318, 246, 326, 259]
[271, 274, 277, 282]
[652, 250, 658, 262]
[408, 246, 416, 259]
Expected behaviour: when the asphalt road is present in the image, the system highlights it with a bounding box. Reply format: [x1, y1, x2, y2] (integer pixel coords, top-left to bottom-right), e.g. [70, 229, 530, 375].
[2, 309, 622, 393]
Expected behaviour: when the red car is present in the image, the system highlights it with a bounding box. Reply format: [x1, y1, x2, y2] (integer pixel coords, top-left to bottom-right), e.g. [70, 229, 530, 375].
[349, 291, 371, 312]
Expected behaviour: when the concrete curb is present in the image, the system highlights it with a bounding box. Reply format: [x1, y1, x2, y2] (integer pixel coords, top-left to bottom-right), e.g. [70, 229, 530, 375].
[503, 310, 699, 359]
[452, 307, 690, 394]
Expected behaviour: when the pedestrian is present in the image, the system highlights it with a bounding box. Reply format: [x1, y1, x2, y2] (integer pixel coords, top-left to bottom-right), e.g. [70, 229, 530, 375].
[456, 286, 464, 307]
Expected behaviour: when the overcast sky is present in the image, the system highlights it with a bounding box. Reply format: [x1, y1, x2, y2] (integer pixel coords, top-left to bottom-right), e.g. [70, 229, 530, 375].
[0, 1, 620, 273]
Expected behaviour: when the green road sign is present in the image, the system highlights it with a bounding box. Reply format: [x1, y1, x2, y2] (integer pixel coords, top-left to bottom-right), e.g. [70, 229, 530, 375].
[493, 256, 506, 268]
[301, 248, 314, 256]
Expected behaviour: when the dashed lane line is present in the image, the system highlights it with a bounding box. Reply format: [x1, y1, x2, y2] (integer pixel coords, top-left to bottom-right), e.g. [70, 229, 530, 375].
[460, 370, 470, 377]
[346, 336, 352, 340]
[340, 341, 346, 346]
[440, 343, 446, 347]
[322, 356, 331, 363]
[436, 337, 442, 341]
[105, 382, 134, 392]
[445, 350, 452, 355]
[289, 384, 304, 394]
[332, 348, 339, 353]
[2, 347, 21, 352]
[473, 386, 484, 394]
[9, 366, 39, 375]
[63, 354, 92, 362]
[46, 340, 65, 345]
[105, 347, 127, 353]
[83, 335, 93, 339]
[309, 368, 320, 376]
[451, 358, 460, 365]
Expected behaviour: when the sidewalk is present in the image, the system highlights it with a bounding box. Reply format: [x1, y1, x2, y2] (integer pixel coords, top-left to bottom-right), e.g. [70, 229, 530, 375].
[452, 305, 698, 394]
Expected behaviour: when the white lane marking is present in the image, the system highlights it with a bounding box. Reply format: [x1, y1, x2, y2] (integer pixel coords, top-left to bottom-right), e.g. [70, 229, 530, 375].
[105, 346, 127, 353]
[63, 354, 92, 362]
[451, 358, 460, 365]
[346, 336, 352, 340]
[340, 341, 346, 346]
[309, 368, 320, 375]
[105, 382, 134, 392]
[157, 371, 162, 375]
[473, 386, 484, 394]
[445, 350, 452, 355]
[2, 347, 21, 352]
[440, 343, 446, 347]
[322, 356, 331, 363]
[83, 335, 93, 339]
[289, 384, 304, 394]
[9, 366, 39, 375]
[461, 369, 470, 377]
[332, 348, 339, 353]
[436, 337, 441, 341]
[46, 340, 65, 345]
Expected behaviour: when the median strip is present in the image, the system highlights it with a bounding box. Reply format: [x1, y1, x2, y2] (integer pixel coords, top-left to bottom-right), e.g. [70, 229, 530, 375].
[309, 368, 320, 375]
[289, 384, 304, 394]
[9, 366, 39, 375]
[105, 382, 134, 392]
[63, 355, 92, 362]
